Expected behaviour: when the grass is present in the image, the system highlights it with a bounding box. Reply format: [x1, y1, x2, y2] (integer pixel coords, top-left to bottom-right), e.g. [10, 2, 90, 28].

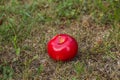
[0, 65, 14, 80]
[0, 0, 120, 80]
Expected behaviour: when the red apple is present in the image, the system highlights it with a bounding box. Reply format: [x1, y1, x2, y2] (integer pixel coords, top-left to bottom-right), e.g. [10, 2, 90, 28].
[47, 34, 78, 61]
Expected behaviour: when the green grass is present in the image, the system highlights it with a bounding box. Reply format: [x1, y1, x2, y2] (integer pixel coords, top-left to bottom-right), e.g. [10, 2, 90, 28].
[73, 62, 85, 75]
[0, 0, 120, 80]
[0, 65, 14, 80]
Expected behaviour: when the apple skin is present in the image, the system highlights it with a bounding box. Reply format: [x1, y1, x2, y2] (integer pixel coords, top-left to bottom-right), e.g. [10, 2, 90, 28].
[47, 34, 78, 61]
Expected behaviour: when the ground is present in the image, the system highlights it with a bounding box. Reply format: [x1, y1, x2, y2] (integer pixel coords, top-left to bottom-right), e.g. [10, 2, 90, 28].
[0, 0, 120, 80]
